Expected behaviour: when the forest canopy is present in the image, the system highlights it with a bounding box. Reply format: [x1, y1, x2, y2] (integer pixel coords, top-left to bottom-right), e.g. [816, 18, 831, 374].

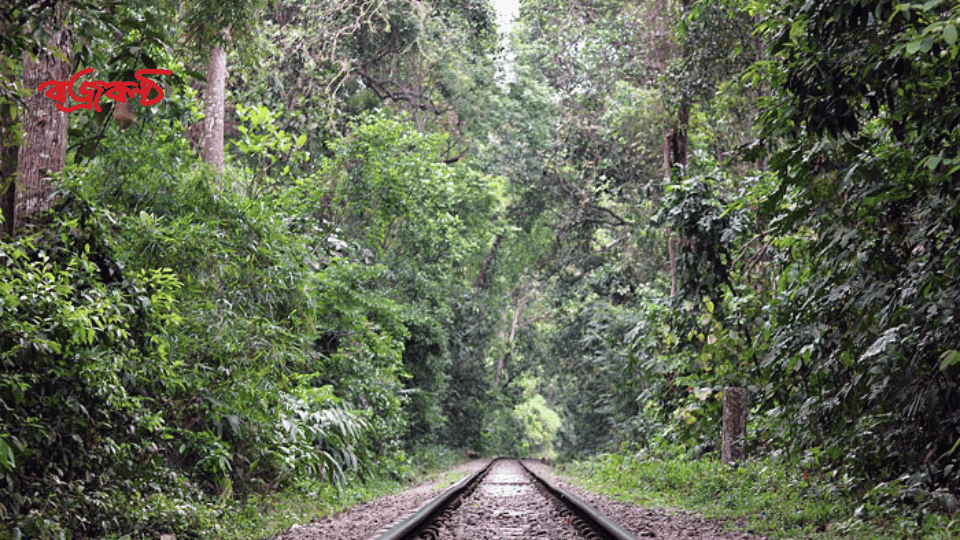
[1, 0, 958, 538]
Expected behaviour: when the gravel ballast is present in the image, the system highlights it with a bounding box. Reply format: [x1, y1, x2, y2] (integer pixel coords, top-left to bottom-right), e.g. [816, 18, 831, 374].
[272, 458, 765, 540]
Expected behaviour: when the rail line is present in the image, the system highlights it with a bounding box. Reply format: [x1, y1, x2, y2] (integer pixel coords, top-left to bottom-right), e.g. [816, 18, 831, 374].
[371, 458, 637, 540]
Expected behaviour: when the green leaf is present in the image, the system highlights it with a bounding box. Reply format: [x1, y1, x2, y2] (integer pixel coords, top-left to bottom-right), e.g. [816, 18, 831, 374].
[862, 326, 904, 360]
[694, 387, 713, 401]
[0, 436, 15, 471]
[184, 68, 206, 81]
[939, 350, 960, 371]
[944, 23, 957, 46]
[950, 436, 960, 455]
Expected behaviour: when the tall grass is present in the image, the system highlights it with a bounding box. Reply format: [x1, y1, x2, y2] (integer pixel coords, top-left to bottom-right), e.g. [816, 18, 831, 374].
[560, 452, 958, 539]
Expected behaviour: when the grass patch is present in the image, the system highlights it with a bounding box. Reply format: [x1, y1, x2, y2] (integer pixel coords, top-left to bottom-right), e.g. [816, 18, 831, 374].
[221, 475, 400, 540]
[557, 453, 959, 539]
[430, 468, 472, 491]
[219, 445, 467, 540]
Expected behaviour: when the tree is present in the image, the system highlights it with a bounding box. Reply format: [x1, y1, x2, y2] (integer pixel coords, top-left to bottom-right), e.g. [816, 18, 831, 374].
[1, 1, 34, 236]
[202, 43, 226, 168]
[497, 0, 776, 457]
[0, 73, 18, 236]
[232, 0, 499, 168]
[179, 0, 263, 172]
[311, 111, 506, 444]
[756, 0, 960, 486]
[2, 0, 168, 234]
[13, 1, 72, 231]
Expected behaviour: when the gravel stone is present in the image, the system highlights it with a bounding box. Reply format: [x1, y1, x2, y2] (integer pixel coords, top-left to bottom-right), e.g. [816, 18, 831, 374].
[272, 458, 767, 540]
[429, 459, 582, 539]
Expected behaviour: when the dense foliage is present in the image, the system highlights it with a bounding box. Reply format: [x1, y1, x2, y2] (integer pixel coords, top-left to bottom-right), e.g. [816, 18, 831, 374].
[504, 0, 960, 530]
[755, 0, 960, 491]
[2, 0, 959, 537]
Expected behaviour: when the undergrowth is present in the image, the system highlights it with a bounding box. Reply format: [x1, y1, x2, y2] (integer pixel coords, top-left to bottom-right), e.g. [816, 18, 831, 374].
[81, 445, 465, 539]
[216, 445, 466, 540]
[559, 452, 959, 540]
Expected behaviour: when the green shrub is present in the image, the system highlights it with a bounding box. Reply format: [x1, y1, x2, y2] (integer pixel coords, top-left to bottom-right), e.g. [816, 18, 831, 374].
[0, 194, 182, 538]
[562, 452, 960, 539]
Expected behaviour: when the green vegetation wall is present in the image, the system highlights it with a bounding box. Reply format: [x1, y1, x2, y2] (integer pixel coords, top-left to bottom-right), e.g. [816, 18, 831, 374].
[4, 0, 960, 537]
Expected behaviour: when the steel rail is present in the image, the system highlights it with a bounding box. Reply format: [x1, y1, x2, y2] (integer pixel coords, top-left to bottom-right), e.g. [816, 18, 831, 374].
[520, 460, 637, 540]
[373, 458, 636, 540]
[372, 458, 496, 540]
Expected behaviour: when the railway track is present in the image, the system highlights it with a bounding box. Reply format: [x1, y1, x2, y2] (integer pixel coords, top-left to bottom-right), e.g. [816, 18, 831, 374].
[371, 458, 637, 540]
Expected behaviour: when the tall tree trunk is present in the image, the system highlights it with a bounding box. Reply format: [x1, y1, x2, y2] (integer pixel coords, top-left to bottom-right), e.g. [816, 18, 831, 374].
[496, 280, 533, 384]
[663, 0, 692, 298]
[202, 44, 227, 172]
[496, 294, 526, 384]
[474, 234, 502, 289]
[663, 127, 686, 298]
[722, 386, 748, 465]
[1, 79, 18, 237]
[113, 99, 136, 130]
[16, 6, 71, 231]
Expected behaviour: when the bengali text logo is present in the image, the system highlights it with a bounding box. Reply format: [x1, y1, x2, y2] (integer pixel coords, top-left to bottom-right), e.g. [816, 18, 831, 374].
[38, 68, 172, 113]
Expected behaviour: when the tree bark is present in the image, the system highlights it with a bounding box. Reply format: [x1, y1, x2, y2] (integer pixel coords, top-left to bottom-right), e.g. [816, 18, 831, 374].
[16, 5, 71, 231]
[722, 386, 748, 465]
[474, 234, 502, 289]
[662, 0, 693, 297]
[663, 128, 684, 298]
[113, 99, 136, 130]
[202, 44, 227, 172]
[495, 279, 535, 384]
[1, 14, 22, 237]
[496, 294, 526, 384]
[1, 84, 18, 237]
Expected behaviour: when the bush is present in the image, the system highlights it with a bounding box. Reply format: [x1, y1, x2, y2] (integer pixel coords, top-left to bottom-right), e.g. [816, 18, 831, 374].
[0, 194, 182, 538]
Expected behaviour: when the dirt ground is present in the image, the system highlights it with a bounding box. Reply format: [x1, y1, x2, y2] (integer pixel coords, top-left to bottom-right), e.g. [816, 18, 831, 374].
[270, 458, 765, 540]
